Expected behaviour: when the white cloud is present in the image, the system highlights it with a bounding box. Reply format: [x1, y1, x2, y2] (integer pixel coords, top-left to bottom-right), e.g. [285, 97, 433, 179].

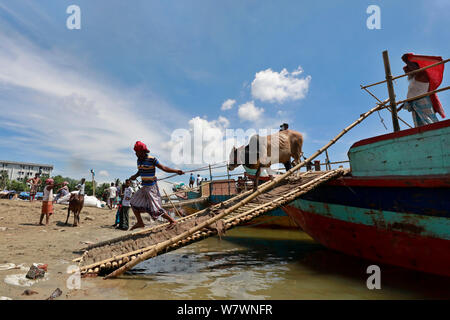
[163, 116, 235, 166]
[99, 170, 109, 177]
[217, 116, 230, 128]
[251, 66, 311, 104]
[238, 101, 264, 122]
[0, 27, 188, 178]
[220, 99, 236, 110]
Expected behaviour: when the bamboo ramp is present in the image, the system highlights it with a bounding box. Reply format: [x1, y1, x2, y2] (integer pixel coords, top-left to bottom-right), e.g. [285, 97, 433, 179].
[76, 168, 349, 276]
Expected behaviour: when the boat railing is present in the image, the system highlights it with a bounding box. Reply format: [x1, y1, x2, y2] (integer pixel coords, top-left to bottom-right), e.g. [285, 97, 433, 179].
[361, 51, 449, 132]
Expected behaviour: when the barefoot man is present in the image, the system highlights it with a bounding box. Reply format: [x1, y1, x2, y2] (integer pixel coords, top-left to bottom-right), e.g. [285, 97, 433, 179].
[27, 173, 41, 202]
[128, 141, 184, 230]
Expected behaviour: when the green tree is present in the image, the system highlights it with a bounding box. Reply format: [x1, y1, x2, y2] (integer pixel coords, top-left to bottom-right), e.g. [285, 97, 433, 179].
[0, 171, 9, 190]
[7, 180, 27, 192]
[85, 181, 94, 196]
[96, 183, 110, 200]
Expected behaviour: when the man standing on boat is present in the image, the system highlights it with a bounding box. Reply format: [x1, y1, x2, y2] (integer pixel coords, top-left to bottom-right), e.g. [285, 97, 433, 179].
[279, 123, 289, 131]
[399, 53, 446, 127]
[128, 141, 184, 230]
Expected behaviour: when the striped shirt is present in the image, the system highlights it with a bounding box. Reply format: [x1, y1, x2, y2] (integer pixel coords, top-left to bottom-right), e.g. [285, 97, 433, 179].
[137, 155, 159, 186]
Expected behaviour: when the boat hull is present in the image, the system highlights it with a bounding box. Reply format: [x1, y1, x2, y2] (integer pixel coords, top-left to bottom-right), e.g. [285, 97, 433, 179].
[281, 120, 450, 276]
[283, 199, 450, 277]
[281, 172, 450, 277]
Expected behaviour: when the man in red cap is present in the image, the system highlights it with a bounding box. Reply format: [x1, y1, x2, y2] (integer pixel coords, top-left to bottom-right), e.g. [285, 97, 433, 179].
[128, 141, 184, 230]
[400, 53, 445, 127]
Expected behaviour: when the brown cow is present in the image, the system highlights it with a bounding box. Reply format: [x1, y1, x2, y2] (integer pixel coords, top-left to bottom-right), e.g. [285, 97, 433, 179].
[65, 193, 84, 227]
[228, 129, 304, 190]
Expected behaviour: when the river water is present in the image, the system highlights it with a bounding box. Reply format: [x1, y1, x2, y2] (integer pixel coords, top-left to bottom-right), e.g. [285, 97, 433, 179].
[80, 227, 450, 299]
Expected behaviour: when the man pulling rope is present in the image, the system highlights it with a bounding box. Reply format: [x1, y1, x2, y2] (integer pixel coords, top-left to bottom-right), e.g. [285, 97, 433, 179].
[128, 141, 184, 230]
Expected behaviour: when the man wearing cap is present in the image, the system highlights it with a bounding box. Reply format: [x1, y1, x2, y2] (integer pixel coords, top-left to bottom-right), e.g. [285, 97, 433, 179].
[128, 141, 184, 230]
[39, 179, 63, 225]
[279, 123, 289, 131]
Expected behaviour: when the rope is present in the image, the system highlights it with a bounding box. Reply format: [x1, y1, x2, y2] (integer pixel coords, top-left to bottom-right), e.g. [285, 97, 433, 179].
[157, 162, 228, 181]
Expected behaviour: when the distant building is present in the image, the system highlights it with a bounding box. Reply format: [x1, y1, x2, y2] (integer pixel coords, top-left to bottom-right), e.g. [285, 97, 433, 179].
[0, 160, 53, 182]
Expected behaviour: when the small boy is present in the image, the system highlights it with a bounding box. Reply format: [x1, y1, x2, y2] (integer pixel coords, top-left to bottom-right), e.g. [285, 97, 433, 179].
[118, 179, 133, 230]
[112, 183, 124, 228]
[108, 182, 117, 210]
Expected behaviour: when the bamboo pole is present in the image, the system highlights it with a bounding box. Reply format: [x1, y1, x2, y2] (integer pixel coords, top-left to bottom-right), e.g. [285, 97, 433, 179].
[163, 190, 183, 218]
[395, 86, 450, 106]
[361, 58, 449, 89]
[227, 164, 231, 196]
[383, 50, 400, 132]
[104, 99, 389, 279]
[325, 150, 331, 170]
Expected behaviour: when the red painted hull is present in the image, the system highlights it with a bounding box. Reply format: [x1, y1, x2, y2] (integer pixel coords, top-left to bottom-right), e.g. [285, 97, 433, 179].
[283, 205, 450, 277]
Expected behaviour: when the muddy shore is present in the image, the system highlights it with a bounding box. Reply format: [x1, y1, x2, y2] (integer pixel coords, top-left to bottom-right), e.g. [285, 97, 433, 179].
[0, 199, 143, 300]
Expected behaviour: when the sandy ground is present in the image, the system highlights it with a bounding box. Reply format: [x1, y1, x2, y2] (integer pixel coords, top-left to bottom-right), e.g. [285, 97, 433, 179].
[0, 198, 143, 300]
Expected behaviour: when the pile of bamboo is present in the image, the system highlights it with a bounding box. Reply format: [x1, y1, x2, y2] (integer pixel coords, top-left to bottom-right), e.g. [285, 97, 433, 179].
[76, 169, 348, 277]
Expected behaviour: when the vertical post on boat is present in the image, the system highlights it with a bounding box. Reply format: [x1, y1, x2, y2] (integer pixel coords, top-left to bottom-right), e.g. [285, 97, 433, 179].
[227, 164, 231, 196]
[314, 160, 321, 171]
[382, 50, 400, 132]
[209, 164, 212, 196]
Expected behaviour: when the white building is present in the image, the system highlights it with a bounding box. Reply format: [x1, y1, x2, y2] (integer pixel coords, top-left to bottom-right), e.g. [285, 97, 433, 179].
[0, 160, 53, 181]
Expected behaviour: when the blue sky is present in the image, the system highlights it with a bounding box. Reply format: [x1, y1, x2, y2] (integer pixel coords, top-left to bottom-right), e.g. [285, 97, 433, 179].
[0, 0, 449, 187]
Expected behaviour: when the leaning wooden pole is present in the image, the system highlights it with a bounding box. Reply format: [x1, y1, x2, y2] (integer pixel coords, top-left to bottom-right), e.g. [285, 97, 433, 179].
[382, 50, 400, 132]
[163, 190, 182, 218]
[104, 99, 389, 279]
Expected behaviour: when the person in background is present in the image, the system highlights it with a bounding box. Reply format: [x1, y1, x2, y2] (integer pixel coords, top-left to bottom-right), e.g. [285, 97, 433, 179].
[76, 178, 86, 196]
[107, 182, 117, 210]
[196, 174, 202, 187]
[27, 173, 41, 202]
[189, 173, 195, 188]
[53, 181, 69, 203]
[112, 183, 123, 228]
[118, 179, 133, 230]
[39, 179, 63, 226]
[128, 141, 184, 230]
